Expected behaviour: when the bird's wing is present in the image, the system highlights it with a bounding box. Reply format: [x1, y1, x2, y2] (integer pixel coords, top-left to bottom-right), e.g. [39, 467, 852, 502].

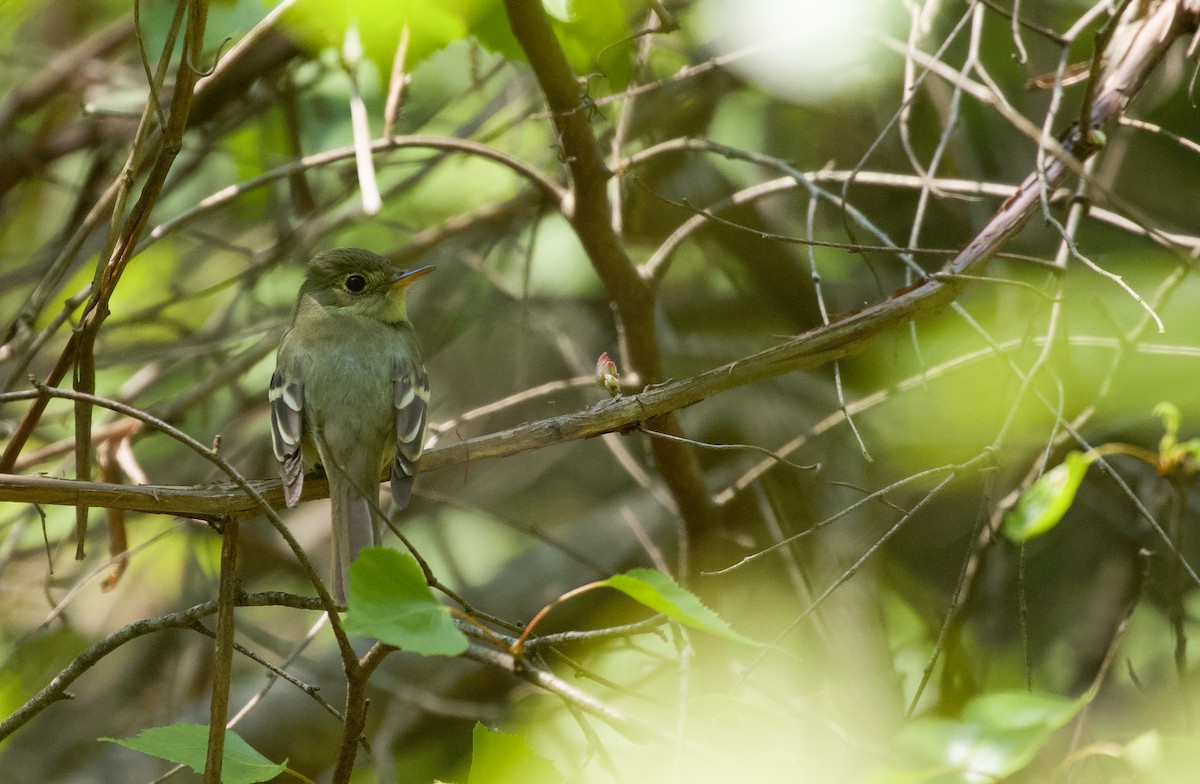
[391, 364, 429, 510]
[269, 368, 306, 508]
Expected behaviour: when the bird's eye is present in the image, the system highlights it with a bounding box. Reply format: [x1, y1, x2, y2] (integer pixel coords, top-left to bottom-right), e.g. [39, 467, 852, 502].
[344, 274, 367, 293]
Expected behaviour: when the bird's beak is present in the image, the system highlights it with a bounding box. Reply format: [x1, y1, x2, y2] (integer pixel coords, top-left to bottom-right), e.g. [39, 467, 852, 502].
[389, 266, 434, 288]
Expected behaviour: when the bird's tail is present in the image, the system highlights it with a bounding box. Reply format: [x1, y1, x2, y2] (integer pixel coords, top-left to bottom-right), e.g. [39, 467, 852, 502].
[329, 474, 378, 604]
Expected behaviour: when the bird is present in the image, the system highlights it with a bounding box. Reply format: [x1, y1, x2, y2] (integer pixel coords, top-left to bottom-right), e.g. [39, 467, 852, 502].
[269, 248, 432, 603]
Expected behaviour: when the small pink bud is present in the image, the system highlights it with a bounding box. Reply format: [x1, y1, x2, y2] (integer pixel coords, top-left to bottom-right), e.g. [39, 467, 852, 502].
[596, 352, 621, 397]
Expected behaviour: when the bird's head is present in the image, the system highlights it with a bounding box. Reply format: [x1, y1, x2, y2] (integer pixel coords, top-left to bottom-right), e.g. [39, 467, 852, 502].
[300, 248, 433, 324]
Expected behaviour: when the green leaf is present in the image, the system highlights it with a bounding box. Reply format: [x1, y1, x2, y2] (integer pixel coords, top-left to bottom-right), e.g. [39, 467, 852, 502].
[467, 723, 560, 784]
[282, 0, 470, 73]
[342, 547, 469, 656]
[101, 723, 286, 784]
[460, 1, 524, 62]
[895, 719, 1039, 782]
[1003, 451, 1091, 544]
[962, 690, 1084, 731]
[469, 0, 636, 90]
[1155, 401, 1181, 454]
[598, 568, 756, 645]
[550, 0, 634, 89]
[894, 691, 1083, 782]
[280, 0, 637, 90]
[1120, 732, 1200, 782]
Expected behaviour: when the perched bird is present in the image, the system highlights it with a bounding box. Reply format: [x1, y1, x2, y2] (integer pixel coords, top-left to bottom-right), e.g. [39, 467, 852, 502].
[270, 248, 432, 603]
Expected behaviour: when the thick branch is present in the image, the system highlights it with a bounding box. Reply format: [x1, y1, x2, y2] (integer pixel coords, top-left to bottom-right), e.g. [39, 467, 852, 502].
[502, 0, 712, 541]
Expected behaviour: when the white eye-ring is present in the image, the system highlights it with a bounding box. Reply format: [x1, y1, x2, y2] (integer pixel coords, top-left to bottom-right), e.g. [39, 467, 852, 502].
[344, 274, 367, 293]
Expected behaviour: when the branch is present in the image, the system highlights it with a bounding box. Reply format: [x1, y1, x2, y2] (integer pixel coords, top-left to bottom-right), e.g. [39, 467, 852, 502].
[0, 19, 134, 133]
[203, 514, 240, 783]
[0, 591, 319, 742]
[67, 0, 209, 557]
[502, 0, 713, 552]
[461, 643, 668, 741]
[137, 135, 566, 256]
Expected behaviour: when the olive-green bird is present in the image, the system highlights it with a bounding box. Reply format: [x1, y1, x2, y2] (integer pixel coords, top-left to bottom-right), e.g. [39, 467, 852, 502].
[270, 248, 432, 603]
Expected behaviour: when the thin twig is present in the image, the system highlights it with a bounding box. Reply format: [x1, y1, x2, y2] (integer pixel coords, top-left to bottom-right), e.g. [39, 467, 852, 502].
[383, 25, 411, 138]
